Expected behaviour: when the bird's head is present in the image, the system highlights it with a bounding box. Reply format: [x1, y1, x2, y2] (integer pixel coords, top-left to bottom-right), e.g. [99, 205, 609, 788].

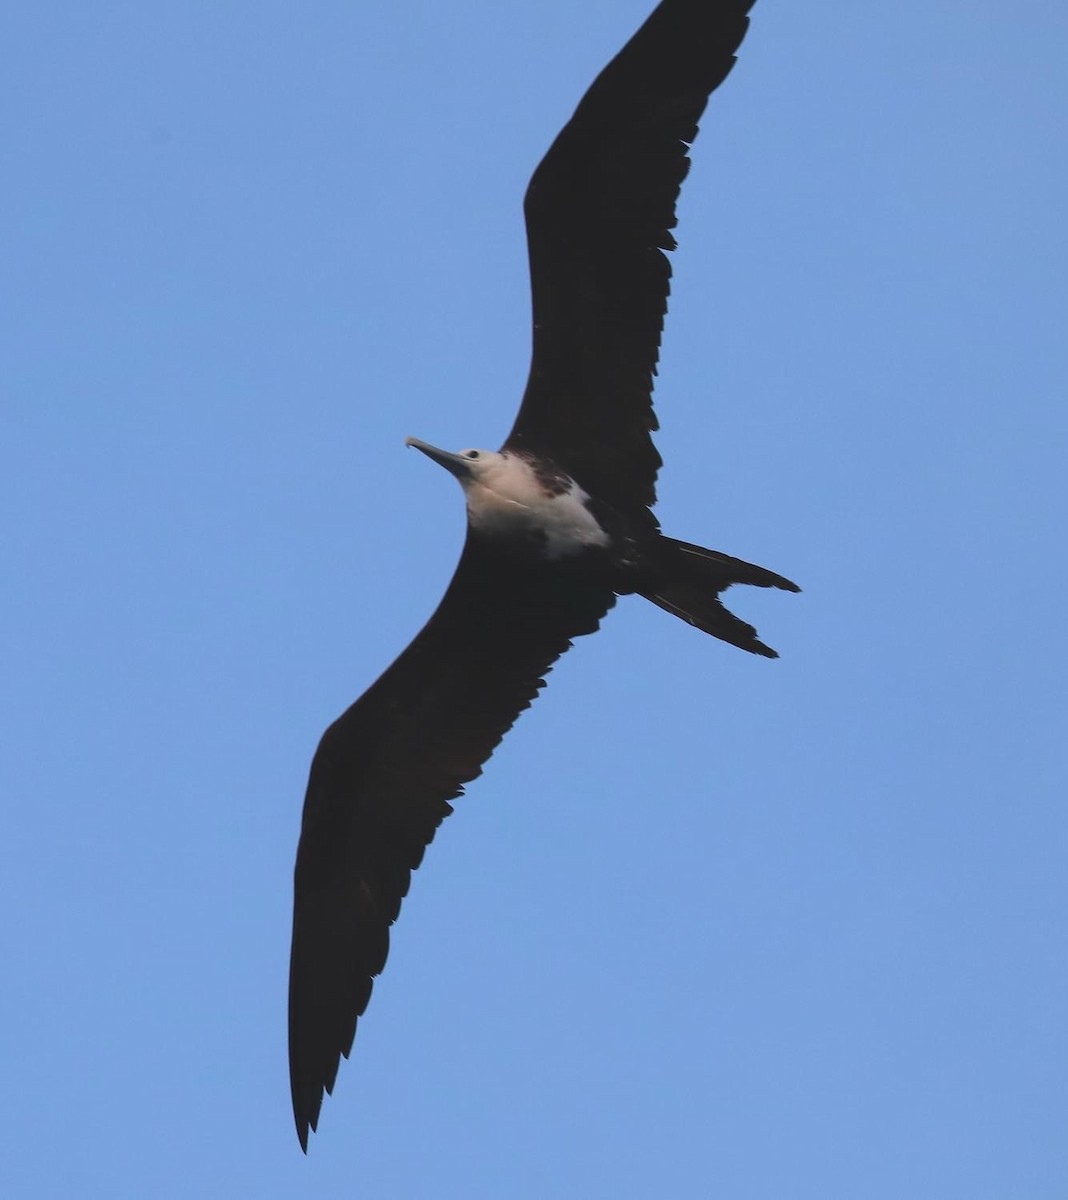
[406, 439, 554, 536]
[405, 438, 507, 489]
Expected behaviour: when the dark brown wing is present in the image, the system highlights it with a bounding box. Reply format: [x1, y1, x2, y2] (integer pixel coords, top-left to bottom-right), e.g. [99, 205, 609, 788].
[505, 0, 756, 519]
[289, 535, 615, 1150]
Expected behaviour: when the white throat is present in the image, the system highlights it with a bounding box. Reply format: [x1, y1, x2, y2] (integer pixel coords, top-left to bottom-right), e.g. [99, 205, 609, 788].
[460, 453, 610, 559]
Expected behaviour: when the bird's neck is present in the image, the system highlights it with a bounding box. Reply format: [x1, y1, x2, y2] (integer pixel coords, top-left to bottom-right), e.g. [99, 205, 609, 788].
[463, 454, 611, 560]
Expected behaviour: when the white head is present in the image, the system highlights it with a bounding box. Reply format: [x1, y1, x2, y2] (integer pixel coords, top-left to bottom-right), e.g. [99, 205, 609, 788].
[405, 438, 510, 492]
[405, 437, 609, 556]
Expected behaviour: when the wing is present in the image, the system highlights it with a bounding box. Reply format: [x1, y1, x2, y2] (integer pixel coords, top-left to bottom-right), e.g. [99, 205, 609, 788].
[289, 535, 615, 1150]
[505, 0, 756, 519]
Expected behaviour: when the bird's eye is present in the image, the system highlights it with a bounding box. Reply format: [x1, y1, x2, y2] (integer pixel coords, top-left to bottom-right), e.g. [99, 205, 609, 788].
[464, 450, 480, 460]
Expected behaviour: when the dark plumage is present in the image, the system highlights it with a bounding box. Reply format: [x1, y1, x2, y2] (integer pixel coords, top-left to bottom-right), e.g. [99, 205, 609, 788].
[289, 0, 798, 1151]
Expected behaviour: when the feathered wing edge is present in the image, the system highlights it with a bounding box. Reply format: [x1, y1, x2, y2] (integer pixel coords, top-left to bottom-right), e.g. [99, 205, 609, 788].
[508, 0, 757, 518]
[289, 537, 615, 1149]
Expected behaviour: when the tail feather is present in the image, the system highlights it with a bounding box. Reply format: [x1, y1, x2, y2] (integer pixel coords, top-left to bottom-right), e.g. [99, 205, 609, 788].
[639, 537, 800, 658]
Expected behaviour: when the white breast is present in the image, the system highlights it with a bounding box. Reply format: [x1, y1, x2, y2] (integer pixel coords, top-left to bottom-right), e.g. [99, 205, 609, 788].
[461, 454, 609, 559]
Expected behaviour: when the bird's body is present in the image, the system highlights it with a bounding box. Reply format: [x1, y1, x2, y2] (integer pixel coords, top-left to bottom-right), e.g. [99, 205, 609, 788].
[413, 443, 613, 560]
[289, 0, 799, 1151]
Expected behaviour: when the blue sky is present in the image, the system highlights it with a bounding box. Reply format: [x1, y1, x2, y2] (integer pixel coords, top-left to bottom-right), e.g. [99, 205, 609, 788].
[3, 1, 1066, 1195]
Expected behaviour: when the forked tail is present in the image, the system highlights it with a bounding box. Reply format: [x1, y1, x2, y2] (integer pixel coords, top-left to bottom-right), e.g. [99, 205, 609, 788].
[639, 537, 800, 658]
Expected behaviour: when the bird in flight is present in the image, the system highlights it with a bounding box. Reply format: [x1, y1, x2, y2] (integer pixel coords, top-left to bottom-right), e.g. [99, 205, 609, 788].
[289, 0, 797, 1150]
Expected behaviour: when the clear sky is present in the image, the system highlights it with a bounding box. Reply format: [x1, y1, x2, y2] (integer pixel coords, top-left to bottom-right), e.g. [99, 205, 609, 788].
[4, 1, 1066, 1196]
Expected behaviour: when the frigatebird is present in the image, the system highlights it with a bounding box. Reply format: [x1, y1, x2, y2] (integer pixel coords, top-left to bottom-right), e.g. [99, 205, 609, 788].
[289, 0, 798, 1150]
